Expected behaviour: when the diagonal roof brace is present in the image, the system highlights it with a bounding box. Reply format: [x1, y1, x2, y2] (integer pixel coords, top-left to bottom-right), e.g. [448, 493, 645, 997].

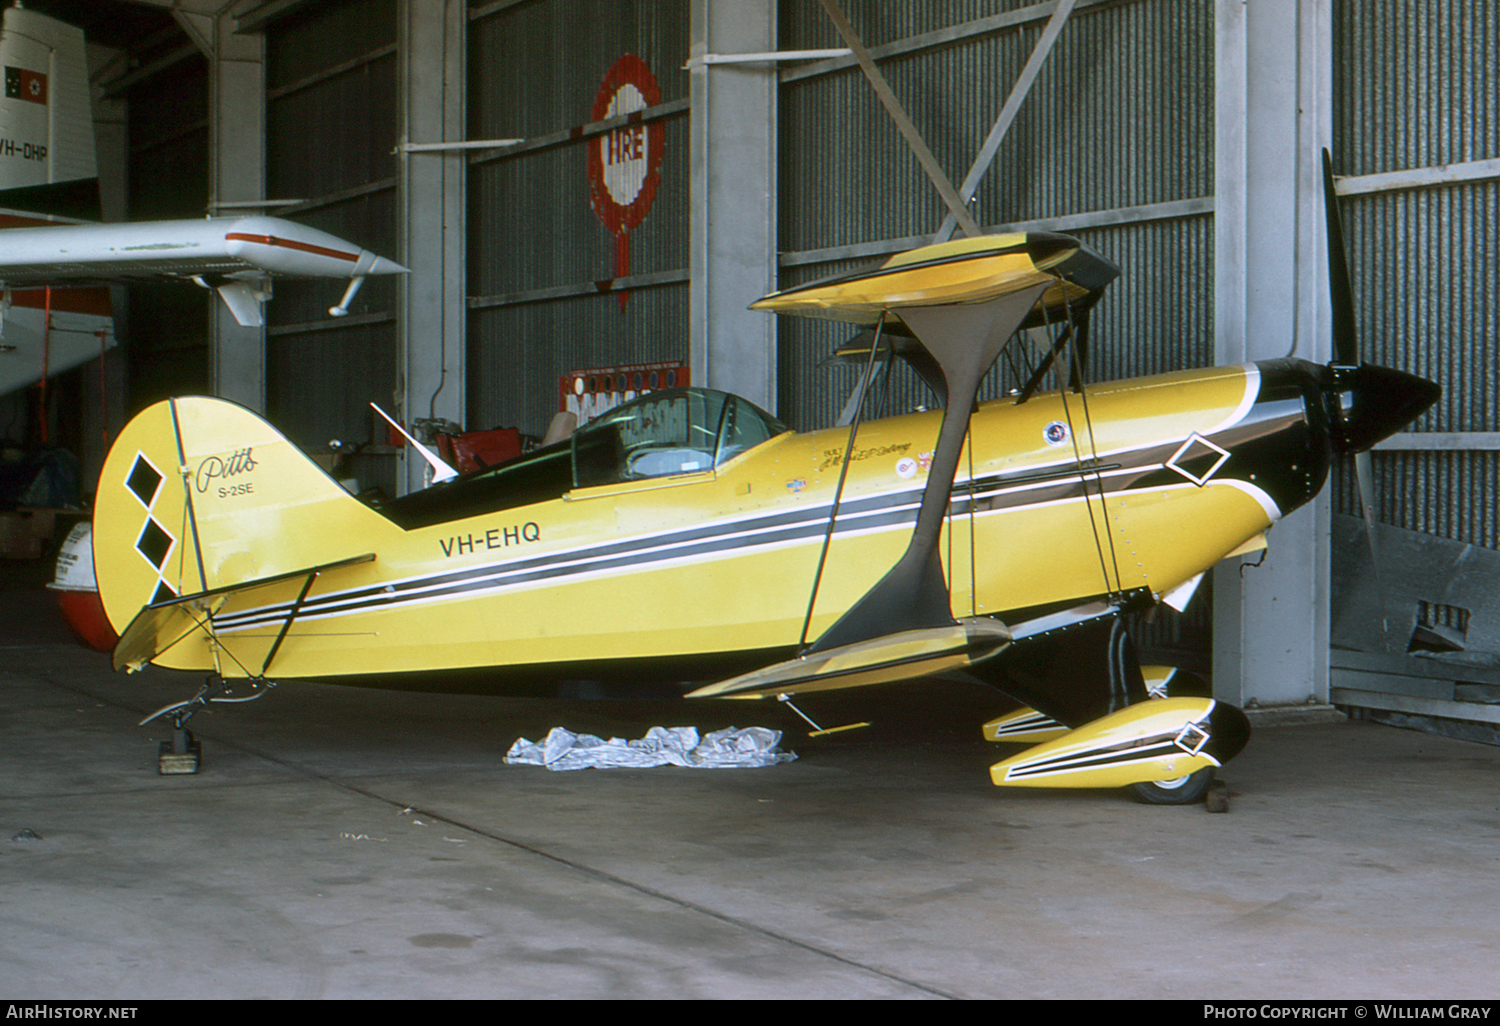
[818, 0, 983, 238]
[933, 0, 1079, 243]
[683, 48, 852, 70]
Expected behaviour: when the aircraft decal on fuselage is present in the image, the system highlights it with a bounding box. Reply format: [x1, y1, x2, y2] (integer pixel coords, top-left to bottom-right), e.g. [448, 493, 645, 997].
[202, 362, 1320, 641]
[818, 441, 914, 471]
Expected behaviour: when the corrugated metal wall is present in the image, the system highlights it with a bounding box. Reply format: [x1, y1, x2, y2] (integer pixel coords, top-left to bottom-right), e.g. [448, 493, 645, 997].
[466, 0, 690, 439]
[263, 0, 400, 497]
[774, 0, 1214, 660]
[1332, 0, 1500, 549]
[775, 0, 1215, 431]
[125, 53, 210, 415]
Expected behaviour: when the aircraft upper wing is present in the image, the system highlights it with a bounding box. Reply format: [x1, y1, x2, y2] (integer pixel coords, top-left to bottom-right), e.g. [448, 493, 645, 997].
[0, 215, 406, 325]
[752, 231, 1118, 327]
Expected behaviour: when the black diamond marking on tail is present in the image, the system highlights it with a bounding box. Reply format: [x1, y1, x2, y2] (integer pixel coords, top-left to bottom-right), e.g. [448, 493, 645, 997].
[136, 517, 173, 570]
[150, 580, 178, 606]
[127, 455, 163, 508]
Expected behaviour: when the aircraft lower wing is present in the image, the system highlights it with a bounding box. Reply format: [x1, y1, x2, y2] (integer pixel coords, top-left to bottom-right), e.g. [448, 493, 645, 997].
[686, 618, 1012, 699]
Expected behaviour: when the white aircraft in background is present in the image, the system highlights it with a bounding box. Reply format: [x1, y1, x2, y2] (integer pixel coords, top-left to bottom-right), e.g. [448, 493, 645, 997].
[0, 4, 405, 398]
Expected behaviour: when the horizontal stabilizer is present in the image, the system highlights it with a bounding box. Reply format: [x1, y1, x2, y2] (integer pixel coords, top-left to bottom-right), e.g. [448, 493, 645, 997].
[686, 618, 1011, 700]
[113, 553, 374, 673]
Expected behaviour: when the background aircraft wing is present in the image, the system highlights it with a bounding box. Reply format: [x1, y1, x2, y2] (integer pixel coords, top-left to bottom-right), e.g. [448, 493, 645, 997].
[0, 215, 406, 325]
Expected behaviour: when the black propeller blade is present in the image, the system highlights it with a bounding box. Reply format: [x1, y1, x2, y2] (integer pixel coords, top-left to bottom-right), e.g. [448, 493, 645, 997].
[1322, 148, 1360, 368]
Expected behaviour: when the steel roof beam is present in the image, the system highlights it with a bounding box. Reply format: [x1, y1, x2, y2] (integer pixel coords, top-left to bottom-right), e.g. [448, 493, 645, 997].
[817, 0, 981, 238]
[932, 0, 1077, 243]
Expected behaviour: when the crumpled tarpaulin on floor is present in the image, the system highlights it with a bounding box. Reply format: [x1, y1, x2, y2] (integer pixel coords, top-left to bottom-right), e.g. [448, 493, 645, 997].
[504, 726, 797, 771]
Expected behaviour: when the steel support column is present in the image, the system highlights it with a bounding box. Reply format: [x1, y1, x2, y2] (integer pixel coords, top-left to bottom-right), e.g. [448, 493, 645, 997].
[688, 0, 777, 412]
[397, 0, 467, 494]
[1213, 0, 1334, 707]
[203, 11, 268, 413]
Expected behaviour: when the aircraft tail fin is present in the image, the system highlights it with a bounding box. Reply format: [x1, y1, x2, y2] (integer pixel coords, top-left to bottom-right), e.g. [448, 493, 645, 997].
[0, 5, 113, 398]
[0, 5, 99, 218]
[93, 397, 394, 671]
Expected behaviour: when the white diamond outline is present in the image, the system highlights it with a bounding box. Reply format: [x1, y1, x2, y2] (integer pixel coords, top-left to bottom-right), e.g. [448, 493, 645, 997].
[126, 450, 165, 512]
[1174, 720, 1211, 756]
[1165, 432, 1231, 487]
[125, 450, 178, 588]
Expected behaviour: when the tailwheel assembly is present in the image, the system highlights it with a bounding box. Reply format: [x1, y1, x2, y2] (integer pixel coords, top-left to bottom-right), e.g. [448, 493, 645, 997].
[158, 724, 202, 775]
[140, 674, 277, 775]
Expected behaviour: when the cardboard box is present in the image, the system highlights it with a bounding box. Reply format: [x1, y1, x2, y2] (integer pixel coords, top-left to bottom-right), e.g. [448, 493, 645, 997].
[0, 508, 58, 559]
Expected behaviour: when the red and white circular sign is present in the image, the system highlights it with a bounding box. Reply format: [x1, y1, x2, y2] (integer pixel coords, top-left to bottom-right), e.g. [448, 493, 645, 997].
[588, 53, 665, 239]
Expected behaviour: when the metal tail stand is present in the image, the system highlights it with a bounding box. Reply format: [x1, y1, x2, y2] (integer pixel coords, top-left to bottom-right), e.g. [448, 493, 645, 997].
[144, 674, 279, 775]
[140, 564, 326, 774]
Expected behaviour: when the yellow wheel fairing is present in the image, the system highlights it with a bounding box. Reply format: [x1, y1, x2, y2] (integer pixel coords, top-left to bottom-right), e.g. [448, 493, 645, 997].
[989, 698, 1223, 789]
[982, 707, 1068, 743]
[981, 667, 1194, 744]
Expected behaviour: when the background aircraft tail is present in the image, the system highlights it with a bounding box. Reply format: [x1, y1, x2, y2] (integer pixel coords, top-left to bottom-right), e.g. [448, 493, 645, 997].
[93, 397, 395, 643]
[0, 5, 98, 212]
[0, 4, 113, 400]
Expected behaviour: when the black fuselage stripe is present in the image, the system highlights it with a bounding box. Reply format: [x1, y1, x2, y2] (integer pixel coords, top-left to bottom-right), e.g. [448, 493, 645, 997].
[214, 406, 1307, 633]
[214, 503, 921, 630]
[216, 488, 922, 627]
[1004, 739, 1185, 778]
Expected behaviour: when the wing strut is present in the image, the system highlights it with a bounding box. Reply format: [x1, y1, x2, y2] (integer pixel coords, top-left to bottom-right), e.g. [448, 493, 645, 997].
[806, 284, 1047, 654]
[799, 317, 887, 649]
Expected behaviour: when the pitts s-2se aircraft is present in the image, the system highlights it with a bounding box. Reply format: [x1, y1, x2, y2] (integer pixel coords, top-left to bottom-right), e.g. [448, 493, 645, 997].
[92, 153, 1439, 799]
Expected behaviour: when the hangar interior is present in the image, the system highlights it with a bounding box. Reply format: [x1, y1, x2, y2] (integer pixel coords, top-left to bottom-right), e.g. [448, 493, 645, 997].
[2, 0, 1499, 1000]
[5, 0, 1497, 730]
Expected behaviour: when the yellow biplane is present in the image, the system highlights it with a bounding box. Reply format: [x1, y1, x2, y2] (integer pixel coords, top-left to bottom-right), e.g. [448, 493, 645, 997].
[93, 154, 1438, 800]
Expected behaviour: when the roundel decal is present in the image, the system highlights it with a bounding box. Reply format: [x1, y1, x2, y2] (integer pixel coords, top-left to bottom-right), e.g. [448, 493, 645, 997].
[588, 54, 666, 239]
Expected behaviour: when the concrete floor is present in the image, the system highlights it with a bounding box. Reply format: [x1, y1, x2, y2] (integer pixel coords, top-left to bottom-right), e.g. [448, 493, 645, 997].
[3, 570, 1499, 1000]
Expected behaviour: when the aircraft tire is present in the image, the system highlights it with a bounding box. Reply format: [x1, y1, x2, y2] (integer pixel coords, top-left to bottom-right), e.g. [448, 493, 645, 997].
[1127, 767, 1215, 805]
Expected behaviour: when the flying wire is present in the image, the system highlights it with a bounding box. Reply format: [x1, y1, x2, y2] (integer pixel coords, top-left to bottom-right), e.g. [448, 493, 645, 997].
[799, 318, 886, 651]
[1066, 303, 1125, 597]
[1045, 295, 1116, 598]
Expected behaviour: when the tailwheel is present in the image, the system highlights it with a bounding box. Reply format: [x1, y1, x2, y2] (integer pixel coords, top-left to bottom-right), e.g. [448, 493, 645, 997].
[1127, 766, 1215, 805]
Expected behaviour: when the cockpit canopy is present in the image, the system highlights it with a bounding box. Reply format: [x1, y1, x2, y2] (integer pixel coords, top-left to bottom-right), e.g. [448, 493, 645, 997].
[573, 387, 787, 488]
[377, 388, 788, 530]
